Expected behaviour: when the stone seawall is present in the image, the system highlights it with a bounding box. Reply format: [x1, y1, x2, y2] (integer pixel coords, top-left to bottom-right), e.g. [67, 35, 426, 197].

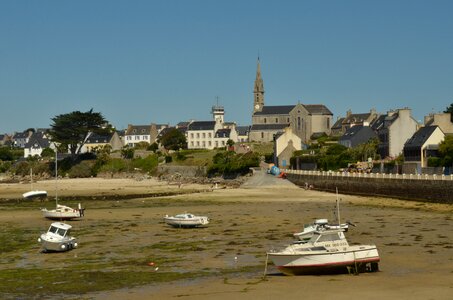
[286, 173, 453, 204]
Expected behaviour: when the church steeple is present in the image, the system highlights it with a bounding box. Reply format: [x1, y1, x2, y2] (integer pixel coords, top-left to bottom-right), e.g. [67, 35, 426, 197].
[253, 57, 264, 113]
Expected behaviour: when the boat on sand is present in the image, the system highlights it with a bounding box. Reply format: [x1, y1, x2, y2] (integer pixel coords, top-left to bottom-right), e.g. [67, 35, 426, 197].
[267, 228, 380, 275]
[38, 222, 78, 252]
[164, 213, 209, 228]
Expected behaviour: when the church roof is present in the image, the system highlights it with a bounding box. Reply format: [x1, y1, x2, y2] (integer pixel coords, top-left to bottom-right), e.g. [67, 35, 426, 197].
[303, 104, 333, 115]
[254, 105, 295, 116]
[250, 124, 289, 131]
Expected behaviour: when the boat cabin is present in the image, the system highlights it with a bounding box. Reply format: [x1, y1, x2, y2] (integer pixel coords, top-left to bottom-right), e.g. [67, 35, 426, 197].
[48, 222, 72, 237]
[308, 229, 349, 249]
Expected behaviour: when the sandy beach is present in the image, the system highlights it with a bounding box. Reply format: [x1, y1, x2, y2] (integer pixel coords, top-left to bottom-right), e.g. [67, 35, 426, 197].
[1, 172, 452, 299]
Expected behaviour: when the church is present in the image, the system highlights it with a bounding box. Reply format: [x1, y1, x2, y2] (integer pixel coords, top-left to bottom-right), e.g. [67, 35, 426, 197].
[249, 59, 333, 143]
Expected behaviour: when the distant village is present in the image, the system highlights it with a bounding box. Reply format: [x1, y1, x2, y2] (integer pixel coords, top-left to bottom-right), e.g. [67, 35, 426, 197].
[1, 59, 452, 175]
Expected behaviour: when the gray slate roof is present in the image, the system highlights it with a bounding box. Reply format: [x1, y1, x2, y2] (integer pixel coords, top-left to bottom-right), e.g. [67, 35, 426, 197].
[188, 121, 216, 131]
[304, 104, 333, 115]
[126, 125, 151, 135]
[253, 105, 295, 115]
[215, 129, 231, 138]
[250, 124, 289, 131]
[24, 132, 51, 149]
[85, 133, 113, 144]
[236, 126, 251, 135]
[404, 126, 439, 149]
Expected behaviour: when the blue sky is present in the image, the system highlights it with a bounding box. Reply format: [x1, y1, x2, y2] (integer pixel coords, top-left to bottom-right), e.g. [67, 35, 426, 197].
[1, 0, 453, 133]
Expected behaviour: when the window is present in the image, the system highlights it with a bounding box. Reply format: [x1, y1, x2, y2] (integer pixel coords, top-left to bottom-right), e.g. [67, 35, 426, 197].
[264, 118, 267, 124]
[202, 141, 206, 147]
[215, 141, 219, 147]
[196, 133, 200, 138]
[327, 118, 330, 129]
[261, 132, 264, 138]
[287, 118, 290, 122]
[196, 141, 200, 146]
[222, 141, 225, 146]
[191, 142, 194, 146]
[208, 141, 211, 146]
[275, 118, 278, 123]
[202, 133, 206, 138]
[191, 133, 194, 139]
[208, 133, 212, 138]
[298, 117, 301, 130]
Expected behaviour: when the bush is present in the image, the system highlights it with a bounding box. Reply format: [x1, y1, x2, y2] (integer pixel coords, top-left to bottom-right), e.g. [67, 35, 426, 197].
[165, 155, 172, 163]
[68, 161, 95, 178]
[0, 161, 12, 173]
[208, 151, 260, 177]
[131, 154, 158, 173]
[175, 152, 187, 161]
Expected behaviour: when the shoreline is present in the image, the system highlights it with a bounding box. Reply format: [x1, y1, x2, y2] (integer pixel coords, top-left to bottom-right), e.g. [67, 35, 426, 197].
[1, 175, 452, 299]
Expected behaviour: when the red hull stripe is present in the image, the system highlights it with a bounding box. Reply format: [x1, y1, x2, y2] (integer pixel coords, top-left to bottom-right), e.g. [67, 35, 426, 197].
[279, 257, 380, 269]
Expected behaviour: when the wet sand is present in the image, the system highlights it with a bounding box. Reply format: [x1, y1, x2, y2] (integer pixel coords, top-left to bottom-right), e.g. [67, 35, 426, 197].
[1, 174, 453, 299]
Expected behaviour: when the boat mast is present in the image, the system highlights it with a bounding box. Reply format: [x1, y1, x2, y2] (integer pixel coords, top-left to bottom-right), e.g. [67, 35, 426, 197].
[55, 151, 58, 206]
[336, 187, 340, 226]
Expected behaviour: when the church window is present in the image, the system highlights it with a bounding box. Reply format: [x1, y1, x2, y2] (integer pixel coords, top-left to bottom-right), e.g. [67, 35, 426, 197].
[297, 117, 301, 130]
[327, 118, 330, 128]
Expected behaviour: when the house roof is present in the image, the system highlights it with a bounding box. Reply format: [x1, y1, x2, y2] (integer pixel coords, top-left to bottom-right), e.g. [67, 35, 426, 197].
[371, 115, 386, 131]
[125, 125, 151, 135]
[339, 125, 376, 141]
[343, 113, 371, 124]
[215, 129, 231, 138]
[156, 127, 174, 138]
[253, 105, 295, 115]
[404, 126, 439, 149]
[236, 126, 251, 135]
[250, 124, 289, 131]
[24, 132, 51, 148]
[85, 133, 113, 144]
[303, 104, 333, 115]
[187, 121, 216, 131]
[331, 118, 345, 130]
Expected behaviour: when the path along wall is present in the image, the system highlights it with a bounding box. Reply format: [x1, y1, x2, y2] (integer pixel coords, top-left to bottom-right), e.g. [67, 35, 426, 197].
[285, 171, 453, 204]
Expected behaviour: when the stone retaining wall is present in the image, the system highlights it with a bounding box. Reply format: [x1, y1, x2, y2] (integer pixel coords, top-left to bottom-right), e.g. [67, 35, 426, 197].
[286, 173, 453, 204]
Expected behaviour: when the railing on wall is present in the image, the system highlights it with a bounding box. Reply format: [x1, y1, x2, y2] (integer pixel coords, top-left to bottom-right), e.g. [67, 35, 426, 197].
[281, 169, 453, 181]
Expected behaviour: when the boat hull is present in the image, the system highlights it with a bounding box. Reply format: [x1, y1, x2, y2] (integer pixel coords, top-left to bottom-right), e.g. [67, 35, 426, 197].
[268, 246, 380, 275]
[23, 190, 47, 199]
[164, 217, 209, 228]
[39, 234, 78, 252]
[41, 205, 84, 220]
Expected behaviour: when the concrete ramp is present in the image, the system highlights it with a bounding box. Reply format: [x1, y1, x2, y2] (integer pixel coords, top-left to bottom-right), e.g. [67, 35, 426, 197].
[241, 169, 297, 188]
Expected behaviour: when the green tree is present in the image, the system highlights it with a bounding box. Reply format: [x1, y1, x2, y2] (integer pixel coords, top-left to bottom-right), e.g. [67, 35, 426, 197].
[444, 103, 453, 122]
[0, 147, 13, 161]
[40, 147, 55, 158]
[159, 128, 187, 151]
[48, 109, 110, 158]
[121, 147, 135, 159]
[439, 135, 453, 166]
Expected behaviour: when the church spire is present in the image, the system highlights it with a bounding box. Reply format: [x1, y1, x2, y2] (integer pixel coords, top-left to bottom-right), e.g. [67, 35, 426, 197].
[253, 57, 264, 113]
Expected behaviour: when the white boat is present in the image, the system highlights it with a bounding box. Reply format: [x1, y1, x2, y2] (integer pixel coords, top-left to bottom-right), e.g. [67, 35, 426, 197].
[38, 222, 78, 252]
[41, 152, 85, 220]
[268, 229, 380, 275]
[294, 189, 354, 242]
[164, 213, 209, 228]
[42, 203, 85, 220]
[23, 168, 47, 199]
[293, 219, 351, 241]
